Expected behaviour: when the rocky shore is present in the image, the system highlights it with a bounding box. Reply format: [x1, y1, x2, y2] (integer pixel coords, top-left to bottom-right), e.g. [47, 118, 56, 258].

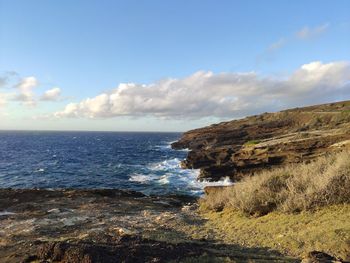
[2, 101, 350, 262]
[172, 100, 350, 181]
[169, 100, 350, 262]
[0, 188, 298, 262]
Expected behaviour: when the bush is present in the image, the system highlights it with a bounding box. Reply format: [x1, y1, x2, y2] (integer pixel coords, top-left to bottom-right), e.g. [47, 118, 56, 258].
[201, 151, 350, 216]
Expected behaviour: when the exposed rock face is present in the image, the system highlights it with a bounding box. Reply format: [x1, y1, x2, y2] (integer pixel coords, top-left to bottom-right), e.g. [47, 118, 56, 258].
[0, 189, 296, 262]
[172, 100, 350, 181]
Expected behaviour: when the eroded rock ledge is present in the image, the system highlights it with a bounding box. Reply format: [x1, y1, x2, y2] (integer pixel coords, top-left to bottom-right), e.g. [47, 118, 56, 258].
[0, 189, 297, 262]
[172, 100, 350, 181]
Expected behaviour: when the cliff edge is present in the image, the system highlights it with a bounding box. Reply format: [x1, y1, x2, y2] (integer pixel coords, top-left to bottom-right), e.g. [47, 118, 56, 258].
[172, 100, 350, 181]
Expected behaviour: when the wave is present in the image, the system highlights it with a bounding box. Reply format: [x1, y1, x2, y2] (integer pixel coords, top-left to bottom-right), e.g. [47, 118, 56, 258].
[147, 158, 182, 171]
[128, 173, 157, 183]
[128, 158, 232, 195]
[153, 145, 172, 150]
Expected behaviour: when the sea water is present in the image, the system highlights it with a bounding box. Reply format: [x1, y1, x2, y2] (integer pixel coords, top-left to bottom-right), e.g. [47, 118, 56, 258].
[0, 131, 231, 195]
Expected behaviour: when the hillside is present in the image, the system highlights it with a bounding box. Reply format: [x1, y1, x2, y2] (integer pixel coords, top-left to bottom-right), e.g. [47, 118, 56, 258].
[172, 100, 350, 181]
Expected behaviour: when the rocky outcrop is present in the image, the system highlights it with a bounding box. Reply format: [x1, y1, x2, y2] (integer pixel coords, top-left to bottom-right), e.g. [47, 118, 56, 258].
[172, 100, 350, 181]
[0, 189, 296, 262]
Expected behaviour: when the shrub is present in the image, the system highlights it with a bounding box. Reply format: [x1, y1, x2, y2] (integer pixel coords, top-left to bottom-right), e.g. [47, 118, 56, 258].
[201, 151, 350, 216]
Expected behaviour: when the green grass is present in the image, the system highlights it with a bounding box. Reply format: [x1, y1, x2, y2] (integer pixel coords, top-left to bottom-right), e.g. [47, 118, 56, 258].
[244, 140, 261, 146]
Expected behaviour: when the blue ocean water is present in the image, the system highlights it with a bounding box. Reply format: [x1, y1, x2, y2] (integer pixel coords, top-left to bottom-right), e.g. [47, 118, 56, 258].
[0, 131, 230, 195]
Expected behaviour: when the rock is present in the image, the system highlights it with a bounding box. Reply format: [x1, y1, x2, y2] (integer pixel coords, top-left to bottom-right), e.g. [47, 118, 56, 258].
[302, 251, 343, 263]
[142, 210, 152, 217]
[114, 227, 134, 236]
[172, 100, 350, 181]
[181, 203, 198, 212]
[24, 237, 207, 263]
[0, 189, 296, 262]
[47, 208, 61, 213]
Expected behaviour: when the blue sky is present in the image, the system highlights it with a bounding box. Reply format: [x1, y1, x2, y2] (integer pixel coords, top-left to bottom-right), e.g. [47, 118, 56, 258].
[0, 0, 350, 131]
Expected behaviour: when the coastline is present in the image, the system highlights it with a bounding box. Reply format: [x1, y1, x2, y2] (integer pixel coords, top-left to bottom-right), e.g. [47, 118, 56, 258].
[0, 188, 297, 262]
[1, 101, 350, 262]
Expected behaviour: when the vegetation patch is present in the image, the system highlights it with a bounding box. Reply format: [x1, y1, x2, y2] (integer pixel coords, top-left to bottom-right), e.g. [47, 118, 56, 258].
[200, 150, 350, 215]
[200, 205, 350, 260]
[244, 140, 261, 146]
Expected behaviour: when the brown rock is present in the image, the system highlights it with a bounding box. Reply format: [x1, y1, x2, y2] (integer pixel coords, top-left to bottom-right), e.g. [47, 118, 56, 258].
[301, 251, 343, 263]
[172, 100, 350, 181]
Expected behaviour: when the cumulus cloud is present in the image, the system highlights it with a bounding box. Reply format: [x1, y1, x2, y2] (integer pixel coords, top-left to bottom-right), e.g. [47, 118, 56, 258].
[0, 73, 64, 109]
[55, 61, 350, 120]
[296, 23, 329, 39]
[13, 76, 39, 106]
[40, 87, 61, 101]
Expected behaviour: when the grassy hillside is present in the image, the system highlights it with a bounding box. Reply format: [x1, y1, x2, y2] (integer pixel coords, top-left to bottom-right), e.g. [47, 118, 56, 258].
[200, 205, 350, 260]
[201, 151, 350, 215]
[199, 151, 350, 260]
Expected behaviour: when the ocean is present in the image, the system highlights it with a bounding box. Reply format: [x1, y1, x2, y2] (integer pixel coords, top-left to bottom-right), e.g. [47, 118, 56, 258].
[0, 131, 230, 196]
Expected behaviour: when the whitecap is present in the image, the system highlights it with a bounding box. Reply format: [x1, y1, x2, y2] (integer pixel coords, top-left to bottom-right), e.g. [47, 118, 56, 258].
[129, 174, 157, 183]
[158, 175, 170, 185]
[146, 159, 201, 192]
[145, 158, 233, 195]
[148, 158, 182, 171]
[154, 145, 171, 150]
[192, 176, 233, 188]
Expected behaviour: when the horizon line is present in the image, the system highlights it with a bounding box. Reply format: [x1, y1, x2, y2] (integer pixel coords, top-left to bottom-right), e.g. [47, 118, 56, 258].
[0, 129, 184, 133]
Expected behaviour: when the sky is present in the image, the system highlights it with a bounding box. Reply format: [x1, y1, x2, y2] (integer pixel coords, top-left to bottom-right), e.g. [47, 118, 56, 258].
[0, 0, 349, 131]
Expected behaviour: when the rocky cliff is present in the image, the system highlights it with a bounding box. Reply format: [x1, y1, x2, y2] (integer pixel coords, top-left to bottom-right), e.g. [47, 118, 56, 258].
[172, 100, 350, 181]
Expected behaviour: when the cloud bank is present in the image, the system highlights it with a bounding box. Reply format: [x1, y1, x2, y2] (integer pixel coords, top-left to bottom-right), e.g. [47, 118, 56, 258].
[55, 61, 350, 120]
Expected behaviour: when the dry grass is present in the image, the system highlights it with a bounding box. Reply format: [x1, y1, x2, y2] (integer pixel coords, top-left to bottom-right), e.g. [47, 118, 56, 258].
[200, 151, 350, 216]
[200, 204, 350, 260]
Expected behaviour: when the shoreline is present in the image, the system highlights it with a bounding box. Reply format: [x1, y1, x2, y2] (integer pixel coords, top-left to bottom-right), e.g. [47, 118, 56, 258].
[0, 188, 297, 262]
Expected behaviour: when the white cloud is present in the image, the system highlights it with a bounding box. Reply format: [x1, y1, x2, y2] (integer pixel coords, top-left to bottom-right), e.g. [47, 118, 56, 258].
[296, 23, 329, 39]
[0, 77, 6, 89]
[0, 93, 7, 107]
[259, 23, 330, 62]
[14, 76, 38, 106]
[41, 87, 61, 101]
[55, 61, 350, 120]
[268, 38, 286, 52]
[0, 74, 64, 110]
